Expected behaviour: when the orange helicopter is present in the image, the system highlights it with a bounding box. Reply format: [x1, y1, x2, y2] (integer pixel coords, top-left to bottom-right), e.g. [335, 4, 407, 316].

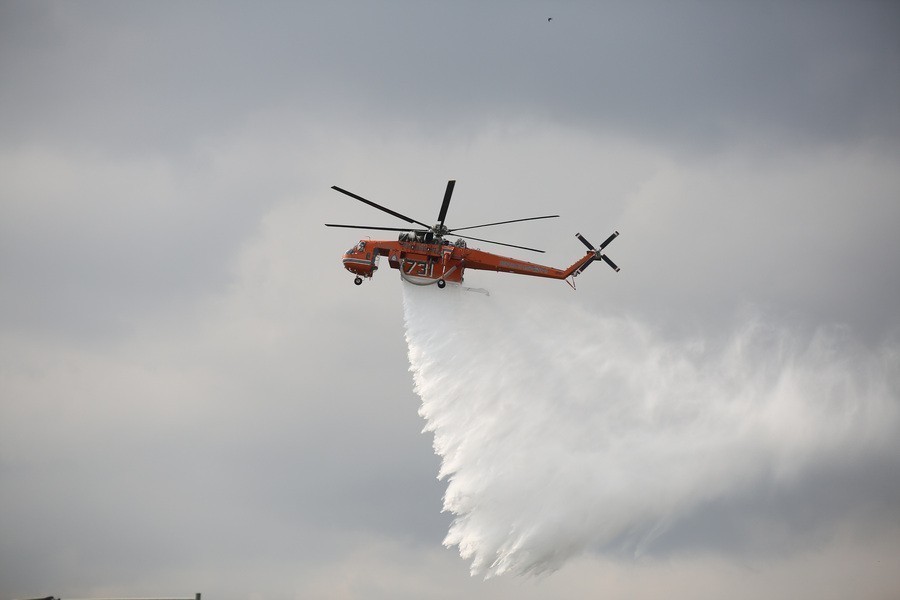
[325, 180, 620, 289]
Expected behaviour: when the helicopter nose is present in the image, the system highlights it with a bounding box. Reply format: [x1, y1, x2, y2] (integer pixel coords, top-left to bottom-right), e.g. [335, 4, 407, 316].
[342, 254, 373, 277]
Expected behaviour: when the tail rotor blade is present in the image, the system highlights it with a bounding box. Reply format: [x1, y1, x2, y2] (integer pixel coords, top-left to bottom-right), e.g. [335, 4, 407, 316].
[575, 255, 596, 275]
[599, 231, 619, 250]
[601, 254, 620, 272]
[576, 232, 596, 250]
[437, 180, 455, 228]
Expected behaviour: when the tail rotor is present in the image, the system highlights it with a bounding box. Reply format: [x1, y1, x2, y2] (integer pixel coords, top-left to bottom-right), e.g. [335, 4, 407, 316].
[574, 231, 620, 275]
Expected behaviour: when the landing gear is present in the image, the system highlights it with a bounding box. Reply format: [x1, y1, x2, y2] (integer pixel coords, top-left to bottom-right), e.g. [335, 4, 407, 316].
[354, 276, 363, 286]
[437, 279, 446, 289]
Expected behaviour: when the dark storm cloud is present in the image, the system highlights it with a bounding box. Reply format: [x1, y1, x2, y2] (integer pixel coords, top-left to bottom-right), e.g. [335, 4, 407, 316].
[648, 453, 900, 558]
[2, 2, 898, 155]
[0, 277, 447, 596]
[0, 150, 279, 340]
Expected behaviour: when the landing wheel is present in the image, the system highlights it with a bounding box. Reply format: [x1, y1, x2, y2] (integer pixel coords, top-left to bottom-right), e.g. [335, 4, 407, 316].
[354, 276, 363, 286]
[437, 279, 446, 289]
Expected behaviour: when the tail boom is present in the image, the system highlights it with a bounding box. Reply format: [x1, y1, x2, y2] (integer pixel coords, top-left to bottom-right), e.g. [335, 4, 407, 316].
[464, 229, 619, 282]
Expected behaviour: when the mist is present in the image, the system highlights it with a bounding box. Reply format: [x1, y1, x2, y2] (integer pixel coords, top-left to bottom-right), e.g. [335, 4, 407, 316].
[402, 283, 899, 578]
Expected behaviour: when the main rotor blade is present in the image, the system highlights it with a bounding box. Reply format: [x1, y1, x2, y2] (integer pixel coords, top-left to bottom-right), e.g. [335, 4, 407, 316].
[455, 233, 545, 253]
[575, 232, 595, 250]
[599, 231, 619, 250]
[450, 214, 559, 232]
[437, 180, 455, 228]
[331, 186, 431, 229]
[325, 224, 424, 232]
[601, 254, 620, 272]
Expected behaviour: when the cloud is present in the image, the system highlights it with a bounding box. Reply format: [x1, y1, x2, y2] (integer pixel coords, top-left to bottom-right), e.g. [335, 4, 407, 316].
[2, 2, 899, 598]
[3, 3, 899, 155]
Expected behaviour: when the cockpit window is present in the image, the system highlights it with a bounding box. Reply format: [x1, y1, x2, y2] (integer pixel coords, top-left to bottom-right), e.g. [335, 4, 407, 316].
[348, 241, 367, 254]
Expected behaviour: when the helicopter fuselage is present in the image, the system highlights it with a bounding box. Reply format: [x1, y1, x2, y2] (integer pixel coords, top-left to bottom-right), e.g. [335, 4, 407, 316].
[342, 235, 595, 286]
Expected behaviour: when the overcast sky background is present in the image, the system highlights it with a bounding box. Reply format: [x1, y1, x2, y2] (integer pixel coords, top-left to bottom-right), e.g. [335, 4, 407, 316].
[1, 2, 899, 599]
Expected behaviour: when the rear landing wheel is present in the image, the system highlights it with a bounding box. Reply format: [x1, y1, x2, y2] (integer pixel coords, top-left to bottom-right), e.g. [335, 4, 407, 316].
[354, 276, 363, 286]
[437, 279, 446, 289]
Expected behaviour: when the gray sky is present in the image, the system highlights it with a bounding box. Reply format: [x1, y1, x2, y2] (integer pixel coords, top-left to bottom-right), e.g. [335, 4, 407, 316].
[1, 1, 899, 598]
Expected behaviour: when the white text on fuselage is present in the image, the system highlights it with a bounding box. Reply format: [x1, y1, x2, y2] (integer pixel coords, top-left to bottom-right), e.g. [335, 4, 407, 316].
[498, 260, 549, 274]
